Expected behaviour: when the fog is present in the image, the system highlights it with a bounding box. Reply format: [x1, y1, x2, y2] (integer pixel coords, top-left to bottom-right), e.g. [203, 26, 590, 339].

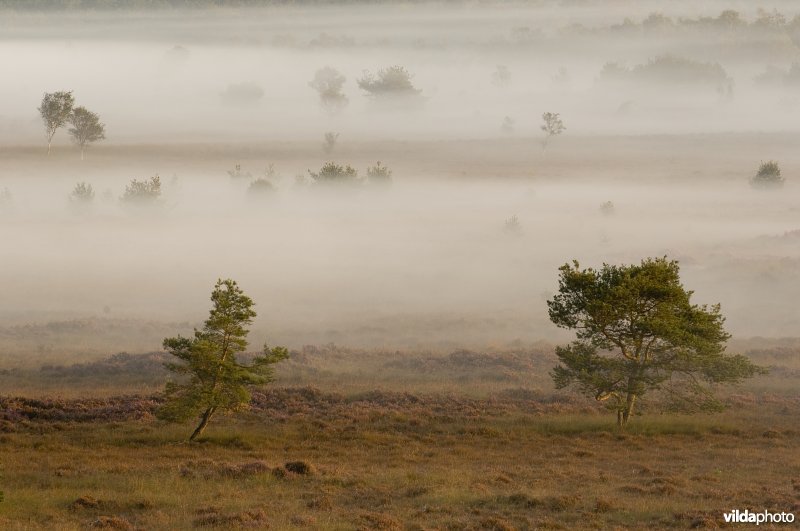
[1, 1, 799, 357]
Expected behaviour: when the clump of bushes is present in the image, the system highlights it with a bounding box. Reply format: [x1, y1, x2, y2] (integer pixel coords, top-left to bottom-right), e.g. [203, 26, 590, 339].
[309, 67, 348, 113]
[357, 66, 420, 98]
[750, 160, 785, 188]
[308, 162, 359, 186]
[120, 175, 162, 204]
[600, 55, 733, 95]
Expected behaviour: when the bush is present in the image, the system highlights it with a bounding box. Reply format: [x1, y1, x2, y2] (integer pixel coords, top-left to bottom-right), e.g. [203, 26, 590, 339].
[247, 178, 274, 197]
[751, 160, 785, 188]
[70, 182, 94, 203]
[600, 201, 615, 215]
[308, 162, 359, 186]
[366, 161, 392, 185]
[600, 55, 733, 94]
[227, 164, 252, 180]
[120, 175, 162, 203]
[357, 66, 420, 97]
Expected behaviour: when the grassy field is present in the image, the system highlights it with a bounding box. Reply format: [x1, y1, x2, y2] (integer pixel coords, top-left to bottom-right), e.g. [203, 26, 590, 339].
[0, 344, 798, 530]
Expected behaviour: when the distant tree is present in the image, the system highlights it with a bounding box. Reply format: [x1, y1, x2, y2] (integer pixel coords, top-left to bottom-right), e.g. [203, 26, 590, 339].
[120, 175, 161, 204]
[501, 116, 515, 134]
[357, 65, 420, 98]
[323, 131, 339, 155]
[68, 106, 106, 160]
[38, 91, 74, 155]
[599, 201, 615, 216]
[159, 279, 288, 441]
[70, 182, 95, 203]
[548, 258, 763, 429]
[308, 162, 359, 186]
[0, 188, 12, 209]
[541, 112, 565, 151]
[750, 160, 785, 189]
[366, 161, 392, 185]
[309, 67, 348, 113]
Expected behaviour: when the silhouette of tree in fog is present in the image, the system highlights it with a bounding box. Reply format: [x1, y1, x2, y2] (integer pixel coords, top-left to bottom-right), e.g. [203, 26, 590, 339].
[68, 107, 105, 160]
[309, 67, 348, 113]
[540, 112, 565, 151]
[38, 91, 74, 155]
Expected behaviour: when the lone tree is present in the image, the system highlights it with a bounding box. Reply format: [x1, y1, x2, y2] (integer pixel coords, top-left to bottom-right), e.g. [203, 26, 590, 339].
[38, 91, 74, 155]
[68, 106, 106, 160]
[547, 257, 763, 429]
[540, 112, 565, 151]
[159, 279, 288, 441]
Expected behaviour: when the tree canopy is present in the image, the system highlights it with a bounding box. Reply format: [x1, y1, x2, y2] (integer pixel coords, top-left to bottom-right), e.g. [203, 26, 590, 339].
[547, 257, 763, 428]
[38, 91, 74, 155]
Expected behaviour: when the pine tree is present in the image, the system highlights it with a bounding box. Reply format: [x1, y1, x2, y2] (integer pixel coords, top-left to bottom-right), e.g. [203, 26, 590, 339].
[159, 279, 288, 441]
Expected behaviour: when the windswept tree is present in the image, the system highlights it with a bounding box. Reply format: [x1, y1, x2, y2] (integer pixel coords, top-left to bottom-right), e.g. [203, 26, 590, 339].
[547, 257, 763, 429]
[68, 106, 106, 160]
[159, 279, 288, 441]
[38, 91, 74, 155]
[540, 112, 565, 151]
[309, 66, 348, 113]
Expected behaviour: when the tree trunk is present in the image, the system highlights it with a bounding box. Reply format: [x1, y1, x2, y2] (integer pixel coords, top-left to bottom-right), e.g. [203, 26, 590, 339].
[189, 406, 216, 441]
[618, 393, 637, 429]
[47, 141, 51, 156]
[80, 146, 84, 161]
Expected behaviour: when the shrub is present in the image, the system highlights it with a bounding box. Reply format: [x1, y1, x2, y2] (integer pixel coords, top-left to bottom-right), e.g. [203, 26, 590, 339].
[504, 215, 522, 235]
[120, 175, 161, 203]
[366, 161, 392, 185]
[247, 178, 274, 197]
[600, 201, 615, 215]
[751, 160, 785, 188]
[308, 162, 359, 186]
[227, 164, 252, 180]
[601, 55, 733, 95]
[357, 65, 420, 97]
[70, 182, 94, 203]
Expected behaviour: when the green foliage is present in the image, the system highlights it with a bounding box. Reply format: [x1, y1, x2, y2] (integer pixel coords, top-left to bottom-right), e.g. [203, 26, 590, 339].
[159, 279, 288, 440]
[357, 65, 420, 97]
[38, 91, 74, 153]
[68, 106, 106, 159]
[308, 161, 359, 186]
[120, 175, 161, 204]
[750, 160, 784, 188]
[70, 182, 94, 203]
[547, 257, 764, 427]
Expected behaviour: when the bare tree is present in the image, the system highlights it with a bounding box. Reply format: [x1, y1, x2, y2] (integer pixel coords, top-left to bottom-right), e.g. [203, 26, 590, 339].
[68, 107, 106, 160]
[323, 132, 339, 155]
[38, 91, 74, 155]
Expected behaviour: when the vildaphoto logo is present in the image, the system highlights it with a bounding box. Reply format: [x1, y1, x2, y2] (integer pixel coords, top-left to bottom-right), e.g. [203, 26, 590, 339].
[723, 509, 795, 525]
